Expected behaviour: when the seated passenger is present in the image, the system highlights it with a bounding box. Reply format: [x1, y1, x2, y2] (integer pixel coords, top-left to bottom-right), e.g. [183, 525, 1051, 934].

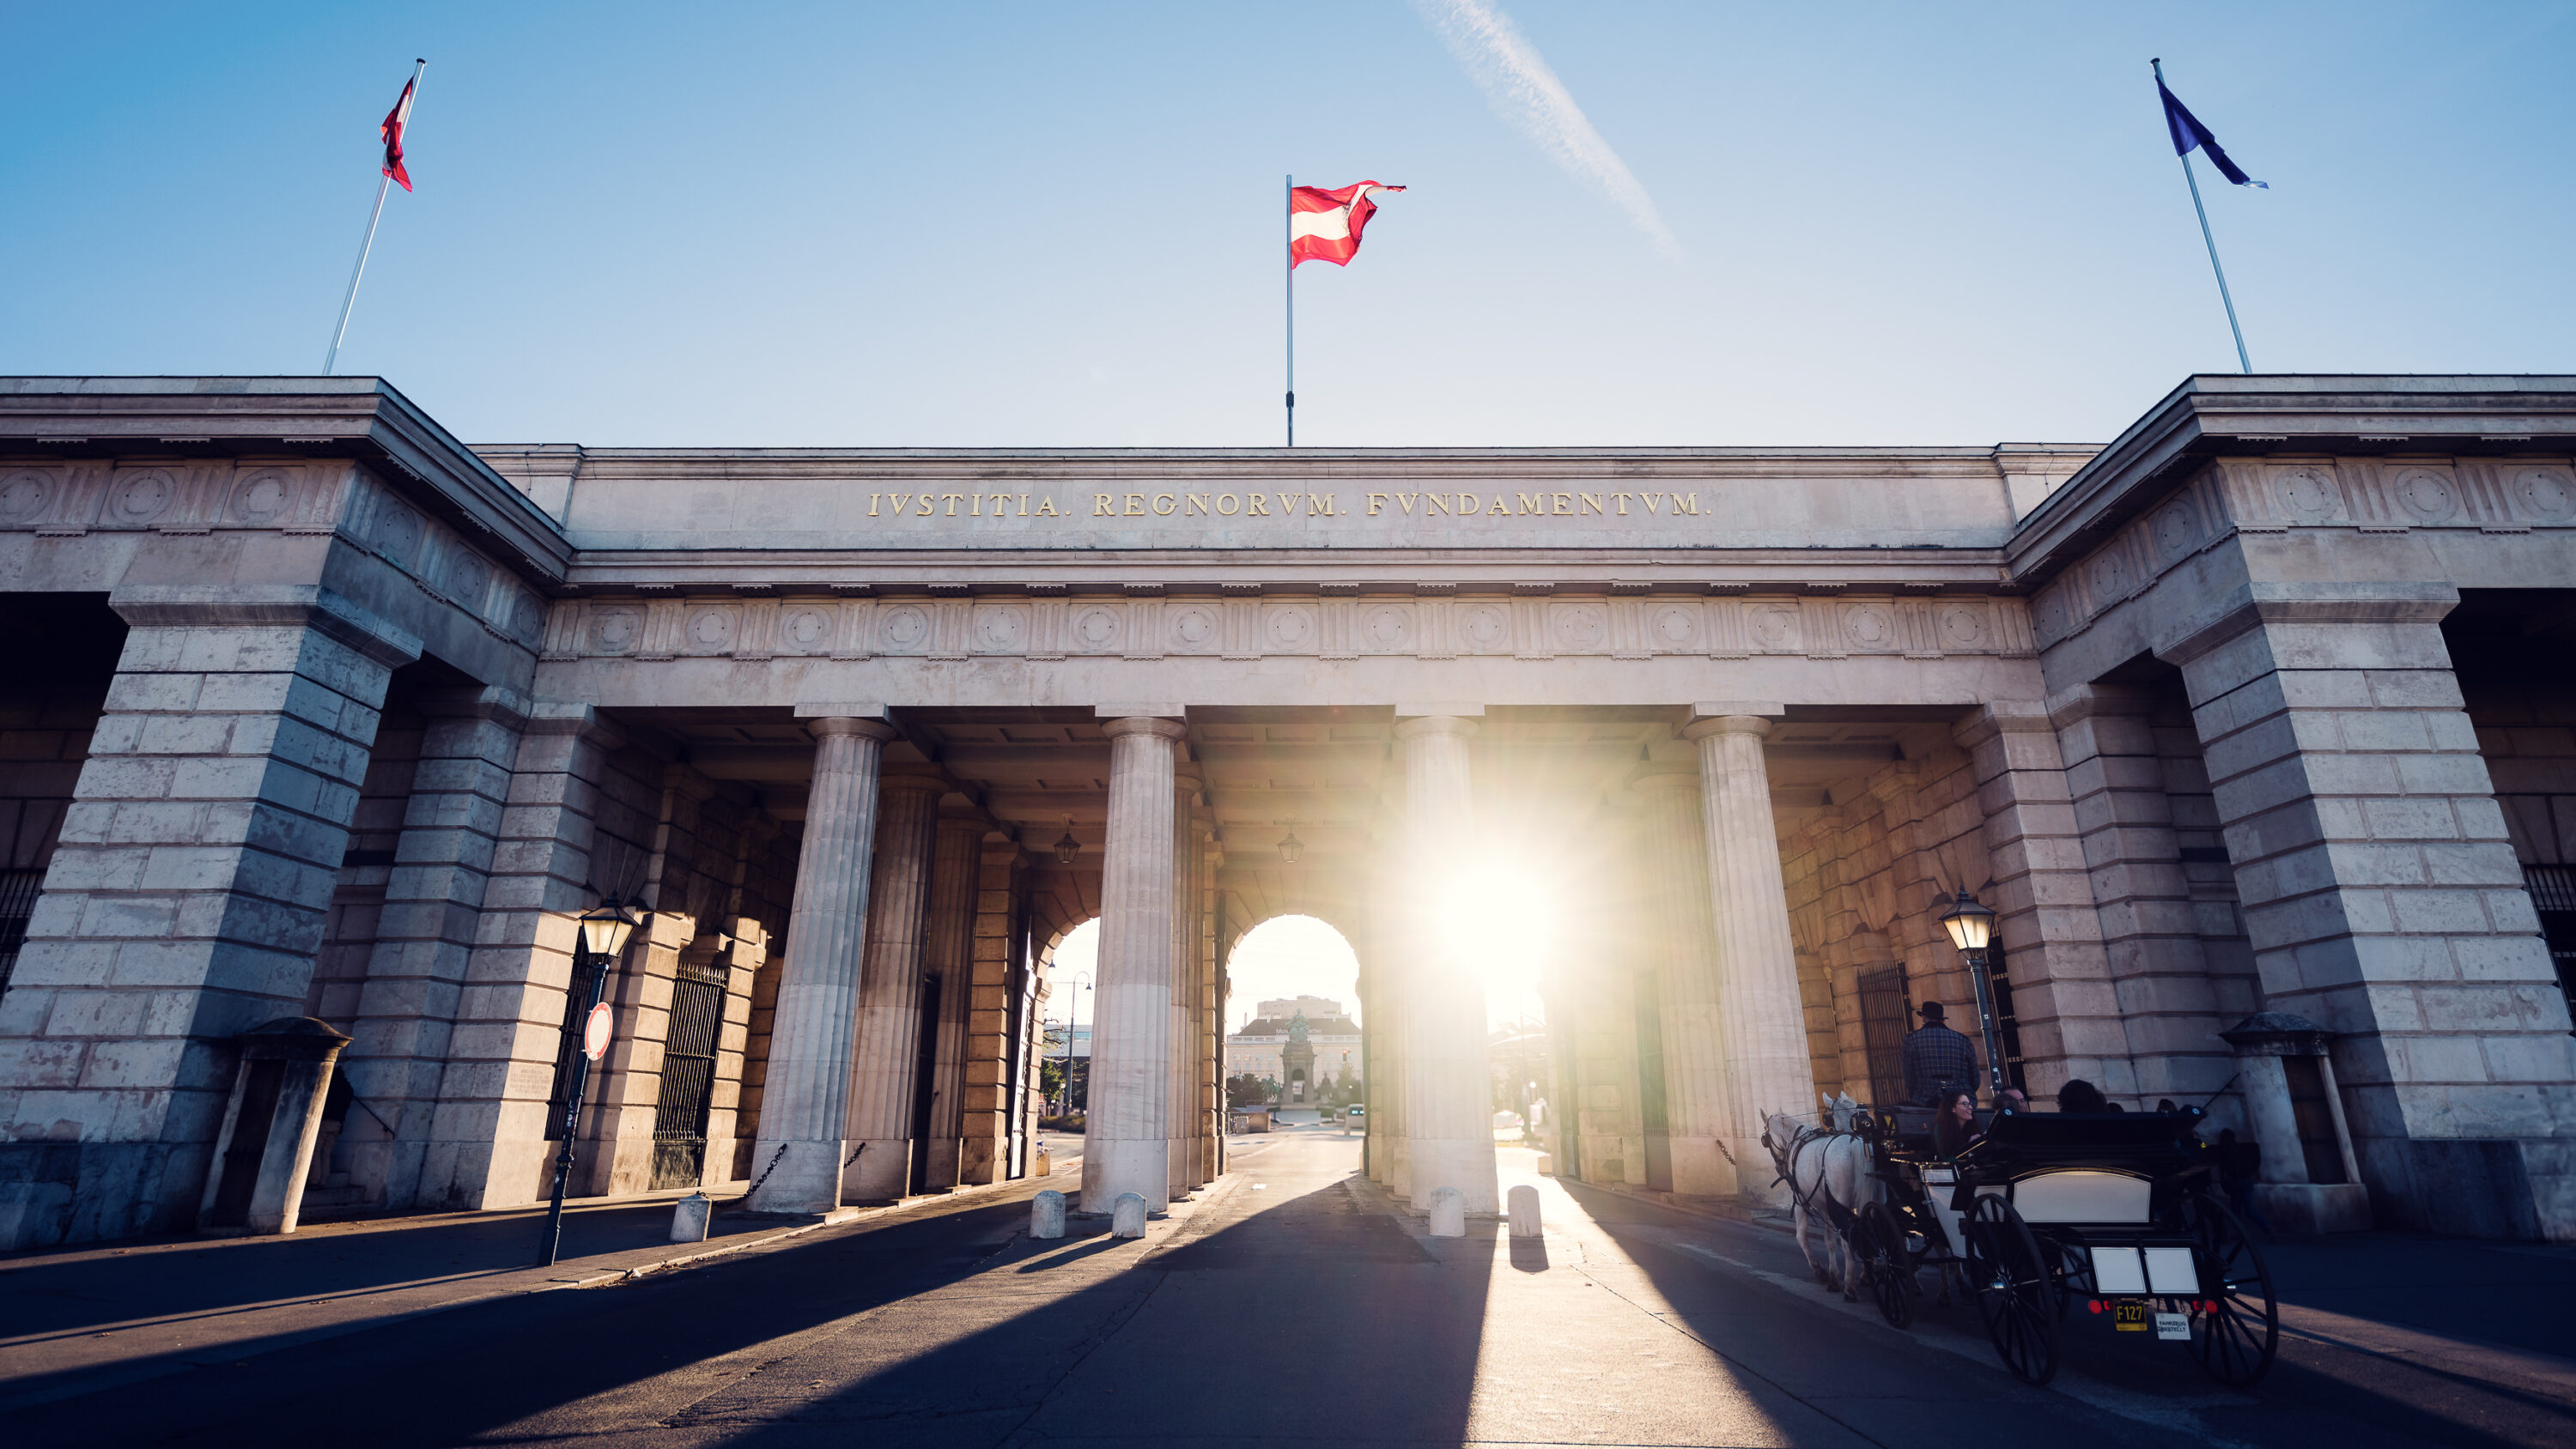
[1930, 1088, 1982, 1160]
[2057, 1078, 2109, 1113]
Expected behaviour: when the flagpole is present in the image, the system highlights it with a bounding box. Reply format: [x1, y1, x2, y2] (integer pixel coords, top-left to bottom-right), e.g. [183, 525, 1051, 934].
[1285, 173, 1295, 446]
[2154, 58, 2250, 373]
[325, 58, 425, 376]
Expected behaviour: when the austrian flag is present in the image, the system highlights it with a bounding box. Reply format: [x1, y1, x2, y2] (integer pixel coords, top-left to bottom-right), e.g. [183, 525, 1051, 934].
[381, 75, 418, 191]
[1289, 181, 1404, 267]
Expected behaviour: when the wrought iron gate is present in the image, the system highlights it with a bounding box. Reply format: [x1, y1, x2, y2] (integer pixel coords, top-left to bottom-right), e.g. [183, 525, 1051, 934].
[1857, 964, 1911, 1110]
[0, 868, 43, 1001]
[651, 960, 727, 1189]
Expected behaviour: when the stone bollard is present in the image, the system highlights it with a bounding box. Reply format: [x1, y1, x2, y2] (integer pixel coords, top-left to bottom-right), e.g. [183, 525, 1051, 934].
[670, 1191, 714, 1243]
[1428, 1185, 1467, 1238]
[1031, 1189, 1067, 1240]
[1033, 1142, 1052, 1177]
[1507, 1184, 1541, 1238]
[1111, 1191, 1149, 1239]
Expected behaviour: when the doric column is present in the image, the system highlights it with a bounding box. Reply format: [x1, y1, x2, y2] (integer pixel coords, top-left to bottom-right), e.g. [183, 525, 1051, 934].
[1394, 709, 1499, 1216]
[1631, 764, 1733, 1196]
[343, 684, 530, 1210]
[1082, 710, 1185, 1211]
[958, 839, 1025, 1185]
[1684, 706, 1817, 1202]
[917, 809, 981, 1190]
[0, 588, 416, 1250]
[842, 764, 944, 1201]
[1169, 764, 1200, 1196]
[744, 714, 896, 1214]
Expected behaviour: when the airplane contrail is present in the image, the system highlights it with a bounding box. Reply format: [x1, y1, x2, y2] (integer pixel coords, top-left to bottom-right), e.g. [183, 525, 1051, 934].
[1412, 0, 1683, 259]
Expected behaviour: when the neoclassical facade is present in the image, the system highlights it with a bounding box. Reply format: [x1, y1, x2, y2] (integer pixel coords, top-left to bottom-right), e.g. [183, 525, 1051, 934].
[0, 374, 2570, 1247]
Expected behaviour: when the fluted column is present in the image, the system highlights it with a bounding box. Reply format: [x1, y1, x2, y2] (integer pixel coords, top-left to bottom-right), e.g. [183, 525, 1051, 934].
[918, 809, 981, 1190]
[746, 716, 897, 1214]
[1632, 764, 1735, 1197]
[1168, 764, 1201, 1196]
[1685, 709, 1816, 1202]
[1396, 712, 1500, 1216]
[843, 766, 945, 1201]
[1082, 712, 1185, 1211]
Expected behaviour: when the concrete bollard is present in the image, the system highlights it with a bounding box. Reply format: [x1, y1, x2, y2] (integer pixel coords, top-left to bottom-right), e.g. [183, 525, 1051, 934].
[1428, 1185, 1467, 1238]
[1111, 1191, 1149, 1239]
[1031, 1189, 1067, 1240]
[1508, 1184, 1541, 1238]
[670, 1191, 713, 1244]
[1033, 1142, 1052, 1177]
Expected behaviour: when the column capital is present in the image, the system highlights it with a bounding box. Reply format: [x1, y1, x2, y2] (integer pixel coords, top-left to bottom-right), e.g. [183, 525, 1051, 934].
[1102, 715, 1188, 742]
[879, 761, 951, 793]
[412, 682, 534, 731]
[806, 716, 899, 743]
[2040, 683, 2160, 732]
[1394, 701, 1485, 718]
[110, 583, 423, 670]
[525, 700, 627, 752]
[1950, 699, 2054, 750]
[1394, 715, 1479, 742]
[1625, 761, 1700, 793]
[2153, 580, 2458, 667]
[793, 700, 891, 720]
[1681, 714, 1771, 743]
[1686, 700, 1785, 721]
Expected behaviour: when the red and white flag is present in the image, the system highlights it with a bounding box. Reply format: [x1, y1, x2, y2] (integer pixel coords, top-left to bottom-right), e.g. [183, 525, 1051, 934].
[380, 75, 418, 191]
[1289, 181, 1404, 268]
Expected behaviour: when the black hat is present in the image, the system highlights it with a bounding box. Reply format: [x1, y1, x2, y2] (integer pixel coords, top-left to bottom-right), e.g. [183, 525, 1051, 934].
[1917, 1001, 1947, 1022]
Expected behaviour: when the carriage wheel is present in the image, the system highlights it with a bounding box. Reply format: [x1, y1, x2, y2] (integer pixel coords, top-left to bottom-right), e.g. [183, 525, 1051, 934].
[1857, 1201, 1914, 1330]
[1965, 1195, 2061, 1385]
[2178, 1191, 2279, 1387]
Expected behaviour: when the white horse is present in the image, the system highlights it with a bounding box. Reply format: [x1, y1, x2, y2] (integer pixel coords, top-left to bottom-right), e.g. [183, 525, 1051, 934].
[1762, 1093, 1873, 1300]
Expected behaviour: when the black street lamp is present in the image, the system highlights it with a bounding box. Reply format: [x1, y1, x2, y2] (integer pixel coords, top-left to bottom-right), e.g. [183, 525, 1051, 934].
[1937, 888, 2008, 1100]
[1276, 822, 1303, 864]
[537, 894, 643, 1267]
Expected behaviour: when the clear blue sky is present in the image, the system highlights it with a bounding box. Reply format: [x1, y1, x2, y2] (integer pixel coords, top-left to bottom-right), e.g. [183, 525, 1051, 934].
[5, 3, 2570, 447]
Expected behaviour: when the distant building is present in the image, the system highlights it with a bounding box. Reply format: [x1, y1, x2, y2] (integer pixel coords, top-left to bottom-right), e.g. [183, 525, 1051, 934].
[1227, 997, 1361, 1102]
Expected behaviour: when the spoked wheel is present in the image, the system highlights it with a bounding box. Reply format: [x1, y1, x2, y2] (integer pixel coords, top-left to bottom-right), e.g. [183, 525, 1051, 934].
[1965, 1194, 2061, 1385]
[2178, 1191, 2279, 1387]
[1857, 1201, 1915, 1329]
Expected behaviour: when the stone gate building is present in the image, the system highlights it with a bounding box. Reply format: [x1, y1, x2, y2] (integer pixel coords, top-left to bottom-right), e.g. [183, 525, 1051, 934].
[0, 373, 2570, 1248]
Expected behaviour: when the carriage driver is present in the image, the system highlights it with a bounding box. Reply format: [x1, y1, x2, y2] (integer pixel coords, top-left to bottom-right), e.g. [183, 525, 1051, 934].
[1899, 1001, 1979, 1106]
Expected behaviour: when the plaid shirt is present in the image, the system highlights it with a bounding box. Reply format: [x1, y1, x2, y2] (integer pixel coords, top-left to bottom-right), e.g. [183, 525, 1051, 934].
[1901, 1023, 1979, 1105]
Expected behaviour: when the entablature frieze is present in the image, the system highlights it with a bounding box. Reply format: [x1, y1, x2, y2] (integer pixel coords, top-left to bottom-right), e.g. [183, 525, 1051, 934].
[540, 589, 2038, 666]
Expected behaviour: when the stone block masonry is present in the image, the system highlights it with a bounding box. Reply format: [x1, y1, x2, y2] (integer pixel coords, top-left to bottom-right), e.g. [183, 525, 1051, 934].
[0, 587, 420, 1249]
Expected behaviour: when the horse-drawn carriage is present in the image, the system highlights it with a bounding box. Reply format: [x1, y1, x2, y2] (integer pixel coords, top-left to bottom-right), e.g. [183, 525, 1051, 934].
[1769, 1099, 2278, 1388]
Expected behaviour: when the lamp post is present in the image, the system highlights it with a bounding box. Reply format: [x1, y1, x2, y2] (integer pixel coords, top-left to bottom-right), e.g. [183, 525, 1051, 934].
[1054, 969, 1091, 1114]
[536, 894, 642, 1268]
[1937, 888, 2007, 1100]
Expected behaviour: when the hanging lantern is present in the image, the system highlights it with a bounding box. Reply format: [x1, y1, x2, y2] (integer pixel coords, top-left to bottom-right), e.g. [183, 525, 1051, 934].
[1277, 822, 1304, 864]
[1054, 818, 1081, 866]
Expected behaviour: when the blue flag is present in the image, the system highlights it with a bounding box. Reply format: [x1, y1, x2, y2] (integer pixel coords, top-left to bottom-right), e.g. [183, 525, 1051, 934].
[2159, 78, 2267, 188]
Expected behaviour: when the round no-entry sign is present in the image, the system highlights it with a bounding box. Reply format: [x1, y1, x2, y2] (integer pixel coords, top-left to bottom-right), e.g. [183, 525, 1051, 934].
[583, 1002, 614, 1061]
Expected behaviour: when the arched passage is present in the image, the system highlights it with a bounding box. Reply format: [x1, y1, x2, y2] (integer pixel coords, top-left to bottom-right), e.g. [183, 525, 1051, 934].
[1223, 913, 1364, 1115]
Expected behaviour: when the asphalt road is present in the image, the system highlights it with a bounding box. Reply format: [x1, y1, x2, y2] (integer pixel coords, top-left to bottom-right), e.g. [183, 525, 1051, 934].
[15, 1129, 2573, 1448]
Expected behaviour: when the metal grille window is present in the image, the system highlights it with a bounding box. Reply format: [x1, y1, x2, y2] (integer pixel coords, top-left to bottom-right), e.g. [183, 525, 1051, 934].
[650, 959, 728, 1189]
[1987, 941, 2030, 1094]
[2527, 864, 2576, 1031]
[543, 956, 606, 1142]
[1856, 965, 1911, 1110]
[0, 869, 44, 1001]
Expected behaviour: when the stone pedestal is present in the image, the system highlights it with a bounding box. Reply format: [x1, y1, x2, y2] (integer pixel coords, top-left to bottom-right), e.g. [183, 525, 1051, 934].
[744, 714, 896, 1215]
[2163, 591, 2575, 1237]
[199, 1017, 351, 1236]
[1685, 706, 1817, 1203]
[0, 590, 416, 1251]
[1395, 711, 1499, 1216]
[1081, 712, 1184, 1213]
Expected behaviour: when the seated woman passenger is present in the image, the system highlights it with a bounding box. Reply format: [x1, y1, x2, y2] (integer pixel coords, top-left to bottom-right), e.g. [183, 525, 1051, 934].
[2057, 1078, 2109, 1113]
[1930, 1088, 1981, 1160]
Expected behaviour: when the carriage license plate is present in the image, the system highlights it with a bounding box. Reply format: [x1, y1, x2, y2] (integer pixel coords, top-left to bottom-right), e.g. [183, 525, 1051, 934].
[2156, 1311, 2190, 1341]
[2112, 1300, 2149, 1332]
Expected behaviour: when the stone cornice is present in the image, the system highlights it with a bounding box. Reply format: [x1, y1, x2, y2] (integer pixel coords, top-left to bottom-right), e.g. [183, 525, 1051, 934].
[2007, 374, 2576, 587]
[0, 377, 572, 585]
